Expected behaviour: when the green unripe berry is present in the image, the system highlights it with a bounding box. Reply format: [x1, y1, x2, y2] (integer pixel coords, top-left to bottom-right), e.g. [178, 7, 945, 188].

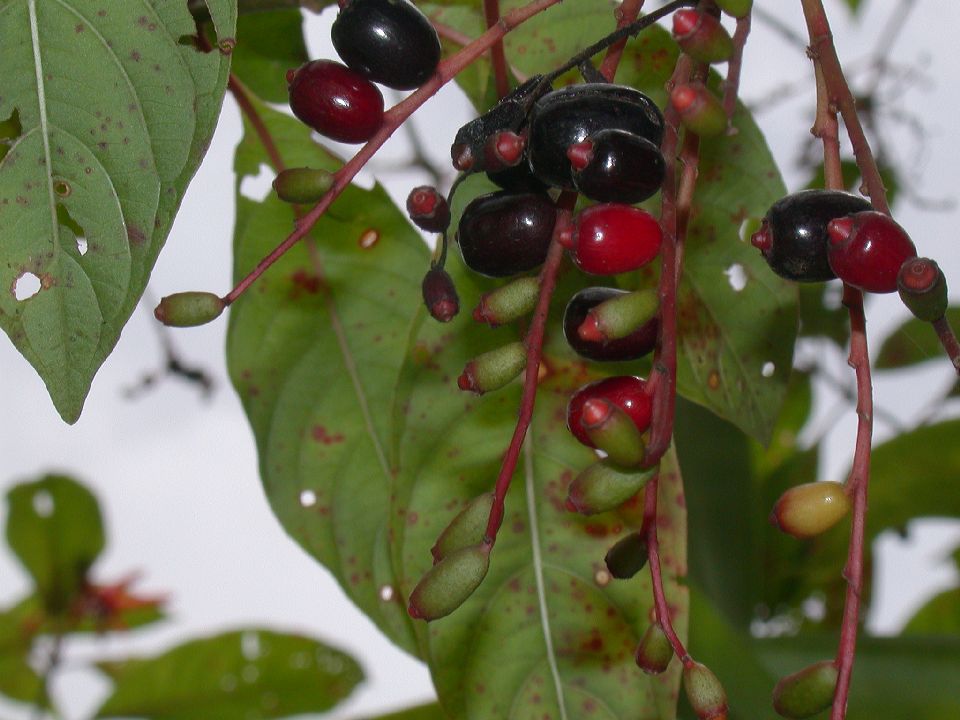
[565, 461, 654, 515]
[635, 622, 673, 674]
[672, 10, 734, 64]
[714, 0, 752, 18]
[581, 399, 646, 467]
[457, 341, 526, 394]
[577, 287, 658, 343]
[473, 277, 541, 326]
[683, 662, 728, 720]
[604, 532, 648, 579]
[773, 660, 838, 718]
[671, 82, 728, 137]
[431, 493, 494, 562]
[154, 292, 226, 327]
[897, 257, 948, 322]
[407, 544, 490, 621]
[770, 481, 851, 539]
[272, 167, 335, 204]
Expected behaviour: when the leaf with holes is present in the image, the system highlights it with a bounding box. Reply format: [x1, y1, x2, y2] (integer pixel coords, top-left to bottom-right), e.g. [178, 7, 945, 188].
[95, 629, 362, 719]
[5, 474, 104, 615]
[226, 86, 687, 717]
[0, 0, 234, 422]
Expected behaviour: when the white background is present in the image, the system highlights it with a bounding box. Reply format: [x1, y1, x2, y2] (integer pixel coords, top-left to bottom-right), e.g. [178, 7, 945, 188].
[2, 1, 959, 718]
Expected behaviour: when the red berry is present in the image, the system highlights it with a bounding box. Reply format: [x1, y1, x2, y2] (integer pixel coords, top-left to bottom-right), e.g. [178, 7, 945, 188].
[570, 204, 662, 275]
[567, 376, 652, 449]
[826, 211, 917, 293]
[287, 60, 384, 144]
[407, 186, 451, 233]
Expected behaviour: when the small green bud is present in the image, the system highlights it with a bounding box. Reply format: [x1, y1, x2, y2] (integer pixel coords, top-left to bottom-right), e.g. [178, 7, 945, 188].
[431, 493, 494, 563]
[635, 623, 673, 674]
[673, 10, 735, 64]
[458, 341, 526, 394]
[773, 660, 838, 718]
[407, 544, 490, 621]
[671, 82, 728, 137]
[473, 276, 541, 326]
[272, 167, 334, 204]
[578, 288, 659, 343]
[897, 257, 948, 322]
[581, 399, 646, 467]
[565, 461, 654, 516]
[683, 662, 728, 720]
[604, 532, 648, 579]
[770, 481, 851, 539]
[714, 0, 752, 19]
[154, 291, 226, 327]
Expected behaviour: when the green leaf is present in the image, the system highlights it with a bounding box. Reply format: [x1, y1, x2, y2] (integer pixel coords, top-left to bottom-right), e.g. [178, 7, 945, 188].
[0, 0, 233, 422]
[0, 599, 45, 704]
[228, 84, 688, 718]
[903, 587, 960, 636]
[229, 10, 307, 103]
[5, 475, 104, 614]
[875, 308, 960, 369]
[843, 0, 864, 15]
[756, 635, 960, 718]
[95, 629, 362, 719]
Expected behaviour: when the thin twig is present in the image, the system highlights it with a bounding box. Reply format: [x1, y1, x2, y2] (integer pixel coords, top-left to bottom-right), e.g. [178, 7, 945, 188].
[722, 12, 752, 126]
[598, 0, 646, 81]
[483, 0, 511, 98]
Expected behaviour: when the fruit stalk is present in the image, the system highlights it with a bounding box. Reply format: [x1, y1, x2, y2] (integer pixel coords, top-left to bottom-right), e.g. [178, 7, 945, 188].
[483, 0, 511, 98]
[223, 0, 564, 305]
[597, 0, 647, 80]
[721, 11, 752, 123]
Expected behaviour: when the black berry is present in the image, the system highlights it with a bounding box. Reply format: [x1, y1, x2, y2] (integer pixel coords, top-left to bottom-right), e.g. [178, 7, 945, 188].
[456, 191, 556, 277]
[331, 0, 441, 90]
[527, 84, 664, 189]
[568, 129, 665, 204]
[563, 287, 658, 361]
[751, 190, 872, 282]
[287, 60, 384, 144]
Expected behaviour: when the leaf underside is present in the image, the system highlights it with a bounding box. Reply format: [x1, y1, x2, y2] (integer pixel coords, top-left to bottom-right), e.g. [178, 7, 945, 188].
[0, 0, 234, 422]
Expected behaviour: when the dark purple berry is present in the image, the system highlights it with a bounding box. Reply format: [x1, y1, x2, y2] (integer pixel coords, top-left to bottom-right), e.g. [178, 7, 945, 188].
[563, 287, 658, 361]
[331, 0, 441, 90]
[407, 186, 450, 233]
[751, 190, 872, 282]
[287, 60, 384, 144]
[421, 267, 459, 322]
[527, 84, 664, 189]
[569, 129, 665, 204]
[457, 191, 556, 277]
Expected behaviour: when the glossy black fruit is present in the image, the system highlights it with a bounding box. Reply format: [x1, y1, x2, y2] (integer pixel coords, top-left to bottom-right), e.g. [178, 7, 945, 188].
[457, 191, 556, 277]
[486, 162, 549, 193]
[332, 0, 441, 90]
[527, 84, 664, 189]
[452, 75, 552, 172]
[751, 190, 872, 282]
[563, 287, 658, 361]
[569, 129, 665, 204]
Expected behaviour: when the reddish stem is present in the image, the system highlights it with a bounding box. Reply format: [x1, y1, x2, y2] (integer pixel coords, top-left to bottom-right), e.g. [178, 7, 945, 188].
[642, 475, 691, 665]
[932, 316, 960, 375]
[483, 0, 511, 98]
[223, 0, 563, 305]
[598, 0, 646, 81]
[228, 74, 286, 173]
[431, 20, 475, 48]
[721, 12, 752, 126]
[482, 207, 572, 545]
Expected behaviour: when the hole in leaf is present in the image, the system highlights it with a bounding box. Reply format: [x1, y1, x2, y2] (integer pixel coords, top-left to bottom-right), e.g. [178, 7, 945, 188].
[56, 203, 87, 256]
[241, 631, 261, 661]
[761, 361, 775, 378]
[378, 584, 395, 602]
[724, 263, 747, 292]
[14, 272, 41, 301]
[32, 490, 54, 517]
[299, 489, 317, 507]
[239, 163, 274, 202]
[77, 238, 89, 256]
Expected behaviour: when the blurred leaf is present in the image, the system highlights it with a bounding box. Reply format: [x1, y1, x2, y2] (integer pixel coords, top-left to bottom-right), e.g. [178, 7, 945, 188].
[5, 475, 104, 614]
[0, 0, 232, 421]
[0, 599, 45, 704]
[903, 587, 960, 636]
[798, 283, 849, 346]
[875, 308, 960, 369]
[359, 703, 447, 720]
[95, 629, 362, 719]
[229, 10, 308, 103]
[804, 159, 898, 207]
[843, 0, 864, 15]
[756, 635, 960, 718]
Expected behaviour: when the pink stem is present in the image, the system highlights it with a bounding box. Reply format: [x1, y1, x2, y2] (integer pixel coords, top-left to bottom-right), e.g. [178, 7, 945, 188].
[483, 0, 511, 98]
